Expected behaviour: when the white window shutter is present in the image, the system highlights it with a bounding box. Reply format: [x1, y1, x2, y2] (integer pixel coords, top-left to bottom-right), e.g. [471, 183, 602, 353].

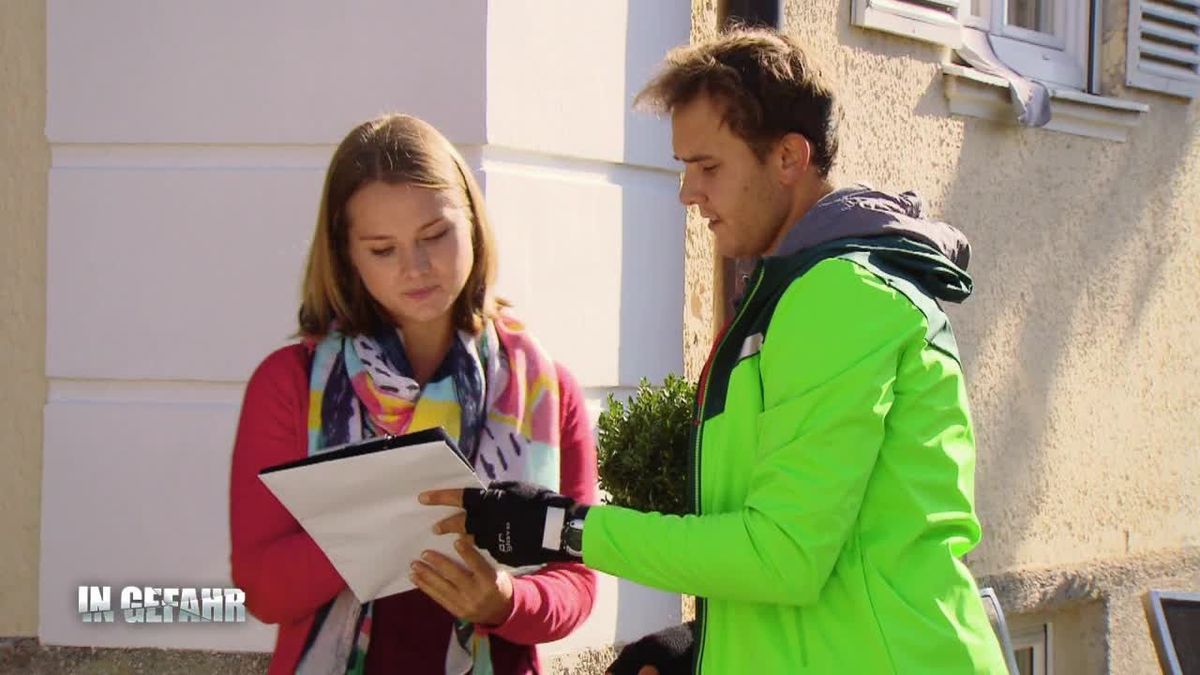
[852, 0, 964, 48]
[1127, 0, 1200, 97]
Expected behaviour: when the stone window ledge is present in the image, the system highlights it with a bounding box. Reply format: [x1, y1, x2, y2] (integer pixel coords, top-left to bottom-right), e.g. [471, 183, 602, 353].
[942, 63, 1150, 142]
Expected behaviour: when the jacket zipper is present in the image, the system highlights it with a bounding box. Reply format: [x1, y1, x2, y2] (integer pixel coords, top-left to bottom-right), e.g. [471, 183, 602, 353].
[691, 263, 765, 675]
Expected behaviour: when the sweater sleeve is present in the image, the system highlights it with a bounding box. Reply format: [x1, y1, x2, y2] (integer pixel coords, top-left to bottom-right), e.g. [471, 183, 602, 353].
[229, 345, 348, 625]
[482, 363, 599, 645]
[580, 260, 925, 605]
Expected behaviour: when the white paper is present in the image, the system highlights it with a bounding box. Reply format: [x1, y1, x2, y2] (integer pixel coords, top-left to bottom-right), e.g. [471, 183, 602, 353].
[259, 437, 483, 602]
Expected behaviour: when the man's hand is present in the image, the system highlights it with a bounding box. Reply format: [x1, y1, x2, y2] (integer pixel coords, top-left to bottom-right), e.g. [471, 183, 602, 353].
[606, 622, 696, 675]
[410, 536, 515, 626]
[420, 481, 583, 566]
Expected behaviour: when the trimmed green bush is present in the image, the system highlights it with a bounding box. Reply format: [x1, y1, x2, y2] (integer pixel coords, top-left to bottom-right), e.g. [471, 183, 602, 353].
[596, 375, 696, 516]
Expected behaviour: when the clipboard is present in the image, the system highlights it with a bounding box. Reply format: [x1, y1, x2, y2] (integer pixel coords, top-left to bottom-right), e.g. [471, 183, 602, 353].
[258, 428, 488, 602]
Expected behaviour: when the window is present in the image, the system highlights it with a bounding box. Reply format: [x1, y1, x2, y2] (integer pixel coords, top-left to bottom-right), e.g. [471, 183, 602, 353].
[856, 0, 1200, 101]
[1011, 623, 1053, 675]
[854, 0, 1158, 140]
[966, 0, 1096, 90]
[1145, 590, 1200, 675]
[853, 0, 1097, 91]
[851, 1, 965, 48]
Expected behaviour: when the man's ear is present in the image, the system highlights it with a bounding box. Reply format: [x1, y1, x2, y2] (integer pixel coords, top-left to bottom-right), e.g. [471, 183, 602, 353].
[776, 133, 813, 186]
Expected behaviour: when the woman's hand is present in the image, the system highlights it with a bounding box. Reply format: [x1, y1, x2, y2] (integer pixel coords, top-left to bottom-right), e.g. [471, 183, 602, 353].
[410, 536, 515, 626]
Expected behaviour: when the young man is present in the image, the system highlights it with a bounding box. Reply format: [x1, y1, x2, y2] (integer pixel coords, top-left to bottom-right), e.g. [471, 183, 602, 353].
[422, 28, 1010, 674]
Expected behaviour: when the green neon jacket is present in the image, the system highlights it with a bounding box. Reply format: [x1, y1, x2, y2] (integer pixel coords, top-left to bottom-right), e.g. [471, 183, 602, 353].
[584, 187, 1010, 674]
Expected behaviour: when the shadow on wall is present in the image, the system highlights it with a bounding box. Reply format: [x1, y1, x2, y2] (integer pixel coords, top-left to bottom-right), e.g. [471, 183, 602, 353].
[939, 101, 1197, 572]
[810, 0, 1200, 573]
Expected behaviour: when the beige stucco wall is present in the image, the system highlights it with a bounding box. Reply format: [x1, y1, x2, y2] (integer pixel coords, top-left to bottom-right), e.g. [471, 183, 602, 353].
[681, 1, 1199, 672]
[682, 0, 723, 383]
[0, 0, 48, 638]
[775, 0, 1200, 577]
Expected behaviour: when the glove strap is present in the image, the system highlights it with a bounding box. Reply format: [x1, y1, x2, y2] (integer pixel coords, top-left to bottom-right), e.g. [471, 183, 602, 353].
[543, 506, 567, 551]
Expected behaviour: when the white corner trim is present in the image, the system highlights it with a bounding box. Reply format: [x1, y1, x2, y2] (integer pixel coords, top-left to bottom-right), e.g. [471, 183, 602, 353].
[851, 0, 964, 49]
[941, 64, 1150, 142]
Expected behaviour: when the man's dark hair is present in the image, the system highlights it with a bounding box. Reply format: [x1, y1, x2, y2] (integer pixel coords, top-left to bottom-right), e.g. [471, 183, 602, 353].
[636, 27, 840, 176]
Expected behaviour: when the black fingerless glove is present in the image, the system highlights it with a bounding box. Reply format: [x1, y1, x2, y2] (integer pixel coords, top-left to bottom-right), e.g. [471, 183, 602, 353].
[608, 621, 696, 675]
[462, 480, 586, 566]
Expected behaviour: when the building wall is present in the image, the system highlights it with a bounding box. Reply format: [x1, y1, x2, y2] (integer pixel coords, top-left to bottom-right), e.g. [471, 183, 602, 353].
[778, 0, 1200, 574]
[681, 1, 1199, 672]
[0, 0, 49, 638]
[683, 0, 723, 382]
[37, 0, 687, 660]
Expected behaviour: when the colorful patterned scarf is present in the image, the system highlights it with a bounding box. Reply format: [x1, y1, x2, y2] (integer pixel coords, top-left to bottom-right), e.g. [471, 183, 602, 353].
[296, 314, 562, 675]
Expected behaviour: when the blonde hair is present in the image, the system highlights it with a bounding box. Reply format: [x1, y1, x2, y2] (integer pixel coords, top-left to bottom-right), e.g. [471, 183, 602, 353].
[298, 114, 501, 338]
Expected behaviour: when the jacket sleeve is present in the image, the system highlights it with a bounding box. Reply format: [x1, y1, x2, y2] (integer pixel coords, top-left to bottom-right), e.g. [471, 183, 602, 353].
[481, 363, 600, 644]
[229, 346, 348, 624]
[581, 259, 926, 606]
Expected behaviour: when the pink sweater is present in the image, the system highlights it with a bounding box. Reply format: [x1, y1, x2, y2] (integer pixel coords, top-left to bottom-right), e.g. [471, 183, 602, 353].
[230, 344, 598, 674]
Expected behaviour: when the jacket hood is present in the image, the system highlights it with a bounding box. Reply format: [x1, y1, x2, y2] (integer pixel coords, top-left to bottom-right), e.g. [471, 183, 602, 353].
[770, 185, 974, 302]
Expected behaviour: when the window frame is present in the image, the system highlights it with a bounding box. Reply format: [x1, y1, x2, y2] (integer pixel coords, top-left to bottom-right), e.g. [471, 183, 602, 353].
[1010, 622, 1054, 675]
[852, 0, 1098, 92]
[980, 0, 1093, 90]
[851, 0, 967, 48]
[1145, 589, 1200, 675]
[856, 0, 1152, 138]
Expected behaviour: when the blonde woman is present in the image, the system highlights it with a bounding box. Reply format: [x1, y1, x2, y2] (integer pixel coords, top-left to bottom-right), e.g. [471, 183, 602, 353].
[230, 114, 597, 674]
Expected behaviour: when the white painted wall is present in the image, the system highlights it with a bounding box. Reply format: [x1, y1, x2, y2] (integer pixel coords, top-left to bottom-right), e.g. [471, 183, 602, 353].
[42, 0, 689, 658]
[47, 1, 487, 144]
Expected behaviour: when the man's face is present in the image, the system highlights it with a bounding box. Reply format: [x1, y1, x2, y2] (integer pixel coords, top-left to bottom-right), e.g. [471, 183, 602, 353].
[672, 94, 787, 259]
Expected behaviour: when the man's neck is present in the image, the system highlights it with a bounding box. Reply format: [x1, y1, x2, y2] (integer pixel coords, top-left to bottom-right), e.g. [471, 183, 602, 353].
[767, 178, 836, 256]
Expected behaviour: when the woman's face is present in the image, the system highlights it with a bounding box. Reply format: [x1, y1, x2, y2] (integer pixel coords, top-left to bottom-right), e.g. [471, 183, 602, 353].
[344, 181, 475, 333]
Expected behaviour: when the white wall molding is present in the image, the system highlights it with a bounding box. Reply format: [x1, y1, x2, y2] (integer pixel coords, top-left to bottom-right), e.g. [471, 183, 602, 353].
[485, 0, 688, 170]
[46, 0, 488, 145]
[42, 0, 687, 654]
[51, 144, 338, 170]
[47, 379, 247, 406]
[480, 144, 678, 186]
